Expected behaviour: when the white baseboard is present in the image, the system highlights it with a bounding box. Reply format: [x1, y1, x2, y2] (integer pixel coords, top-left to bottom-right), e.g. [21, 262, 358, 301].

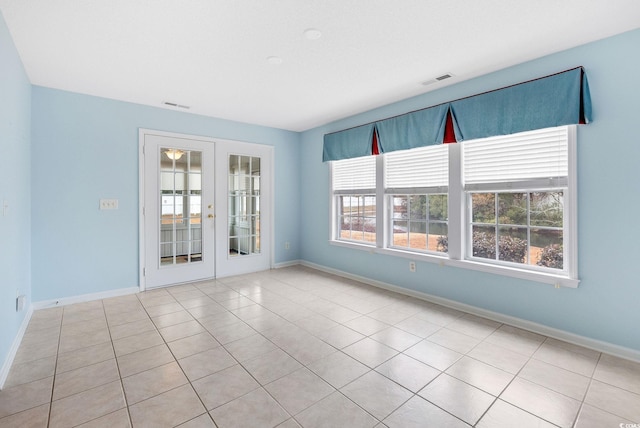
[32, 286, 140, 310]
[0, 305, 34, 390]
[300, 260, 640, 363]
[274, 259, 303, 269]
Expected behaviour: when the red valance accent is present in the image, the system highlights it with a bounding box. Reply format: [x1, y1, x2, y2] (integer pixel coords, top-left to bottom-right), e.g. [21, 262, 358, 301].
[372, 128, 380, 155]
[443, 110, 457, 144]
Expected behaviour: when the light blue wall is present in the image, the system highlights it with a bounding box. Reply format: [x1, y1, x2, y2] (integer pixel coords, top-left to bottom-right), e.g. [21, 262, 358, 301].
[31, 87, 301, 301]
[0, 11, 31, 368]
[300, 29, 640, 352]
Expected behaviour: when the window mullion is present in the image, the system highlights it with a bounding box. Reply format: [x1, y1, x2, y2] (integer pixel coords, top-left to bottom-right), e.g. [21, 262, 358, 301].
[448, 143, 462, 260]
[376, 154, 384, 248]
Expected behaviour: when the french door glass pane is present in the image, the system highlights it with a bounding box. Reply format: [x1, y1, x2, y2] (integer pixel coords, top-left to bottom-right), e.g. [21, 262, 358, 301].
[159, 148, 203, 266]
[228, 155, 261, 256]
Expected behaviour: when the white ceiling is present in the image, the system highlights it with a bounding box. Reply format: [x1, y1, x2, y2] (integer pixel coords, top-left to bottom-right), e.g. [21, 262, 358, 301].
[1, 1, 639, 132]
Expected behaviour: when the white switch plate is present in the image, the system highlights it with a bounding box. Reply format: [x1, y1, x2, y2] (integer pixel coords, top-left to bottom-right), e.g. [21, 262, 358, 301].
[99, 199, 119, 210]
[2, 199, 8, 217]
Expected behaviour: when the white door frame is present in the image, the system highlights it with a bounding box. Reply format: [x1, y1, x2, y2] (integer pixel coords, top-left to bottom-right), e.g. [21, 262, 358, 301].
[138, 128, 274, 291]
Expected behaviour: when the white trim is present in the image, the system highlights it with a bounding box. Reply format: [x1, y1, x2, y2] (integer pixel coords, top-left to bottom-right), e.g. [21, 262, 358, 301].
[330, 239, 579, 288]
[32, 287, 139, 310]
[298, 260, 639, 363]
[274, 259, 302, 269]
[0, 305, 34, 390]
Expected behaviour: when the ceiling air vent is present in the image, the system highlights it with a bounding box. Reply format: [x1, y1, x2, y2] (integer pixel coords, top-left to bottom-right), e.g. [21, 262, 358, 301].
[163, 101, 190, 110]
[421, 72, 454, 86]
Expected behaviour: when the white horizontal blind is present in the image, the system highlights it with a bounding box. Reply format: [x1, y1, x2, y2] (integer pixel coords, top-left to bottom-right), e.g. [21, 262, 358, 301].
[332, 155, 376, 191]
[384, 144, 449, 191]
[463, 126, 568, 185]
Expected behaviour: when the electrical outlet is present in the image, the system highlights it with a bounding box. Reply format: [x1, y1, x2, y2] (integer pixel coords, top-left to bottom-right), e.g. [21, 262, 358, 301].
[285, 241, 290, 250]
[409, 261, 416, 272]
[99, 199, 119, 210]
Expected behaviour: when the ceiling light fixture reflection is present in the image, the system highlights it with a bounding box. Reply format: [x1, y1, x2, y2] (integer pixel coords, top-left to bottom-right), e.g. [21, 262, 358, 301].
[267, 56, 283, 65]
[164, 149, 184, 160]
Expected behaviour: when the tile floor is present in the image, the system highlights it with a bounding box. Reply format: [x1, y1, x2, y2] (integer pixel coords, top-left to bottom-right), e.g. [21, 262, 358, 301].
[1, 266, 639, 427]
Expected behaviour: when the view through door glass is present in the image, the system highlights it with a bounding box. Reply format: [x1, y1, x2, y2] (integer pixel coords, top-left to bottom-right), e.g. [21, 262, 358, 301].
[160, 148, 203, 266]
[228, 155, 260, 257]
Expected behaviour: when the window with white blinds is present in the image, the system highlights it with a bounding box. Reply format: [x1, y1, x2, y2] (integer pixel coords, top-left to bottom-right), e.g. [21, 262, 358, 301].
[329, 125, 577, 286]
[463, 126, 568, 189]
[385, 144, 449, 192]
[332, 155, 376, 193]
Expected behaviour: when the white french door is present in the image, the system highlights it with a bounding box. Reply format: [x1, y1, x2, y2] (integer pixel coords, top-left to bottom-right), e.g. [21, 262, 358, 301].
[139, 130, 272, 290]
[215, 140, 273, 278]
[141, 132, 216, 289]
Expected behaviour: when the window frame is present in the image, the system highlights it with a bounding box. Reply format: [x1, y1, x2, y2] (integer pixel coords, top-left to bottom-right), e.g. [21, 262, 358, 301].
[329, 125, 579, 288]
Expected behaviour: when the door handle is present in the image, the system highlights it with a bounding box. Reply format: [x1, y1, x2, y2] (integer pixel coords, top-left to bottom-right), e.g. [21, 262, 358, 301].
[208, 214, 214, 218]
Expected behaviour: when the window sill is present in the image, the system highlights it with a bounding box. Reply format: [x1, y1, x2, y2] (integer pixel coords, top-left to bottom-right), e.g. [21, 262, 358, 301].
[330, 240, 579, 288]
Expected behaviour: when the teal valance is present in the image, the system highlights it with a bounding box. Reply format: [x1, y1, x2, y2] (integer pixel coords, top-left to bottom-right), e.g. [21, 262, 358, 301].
[323, 67, 591, 162]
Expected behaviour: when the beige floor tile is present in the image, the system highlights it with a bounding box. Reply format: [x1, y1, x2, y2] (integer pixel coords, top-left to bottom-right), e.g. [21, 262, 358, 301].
[276, 418, 303, 428]
[0, 403, 49, 428]
[167, 332, 220, 360]
[394, 316, 442, 338]
[106, 309, 150, 328]
[49, 380, 126, 428]
[307, 351, 370, 389]
[404, 339, 462, 371]
[342, 370, 412, 421]
[426, 328, 482, 354]
[129, 384, 206, 428]
[53, 358, 120, 400]
[122, 361, 188, 405]
[13, 337, 59, 365]
[376, 353, 440, 392]
[365, 306, 413, 325]
[574, 403, 634, 428]
[296, 391, 378, 428]
[209, 388, 290, 428]
[4, 355, 56, 388]
[476, 399, 556, 428]
[206, 320, 257, 344]
[265, 368, 335, 415]
[56, 341, 115, 374]
[158, 320, 206, 342]
[224, 333, 277, 362]
[532, 339, 599, 377]
[109, 318, 156, 340]
[445, 314, 501, 339]
[384, 395, 469, 428]
[343, 316, 390, 336]
[187, 303, 229, 320]
[314, 324, 366, 349]
[242, 348, 303, 385]
[593, 353, 640, 394]
[0, 376, 53, 419]
[519, 358, 591, 400]
[112, 330, 164, 357]
[117, 344, 175, 378]
[58, 329, 111, 354]
[76, 408, 131, 427]
[177, 413, 216, 427]
[484, 325, 546, 356]
[151, 311, 194, 329]
[295, 314, 340, 335]
[178, 347, 237, 381]
[419, 373, 494, 425]
[343, 338, 398, 368]
[466, 341, 530, 374]
[281, 335, 336, 366]
[192, 364, 260, 410]
[369, 326, 422, 352]
[445, 356, 514, 396]
[414, 304, 464, 326]
[500, 377, 581, 428]
[584, 379, 640, 422]
[144, 302, 183, 318]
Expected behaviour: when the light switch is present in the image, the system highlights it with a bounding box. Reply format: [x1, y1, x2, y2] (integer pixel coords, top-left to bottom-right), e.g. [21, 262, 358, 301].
[2, 199, 8, 217]
[99, 199, 119, 210]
